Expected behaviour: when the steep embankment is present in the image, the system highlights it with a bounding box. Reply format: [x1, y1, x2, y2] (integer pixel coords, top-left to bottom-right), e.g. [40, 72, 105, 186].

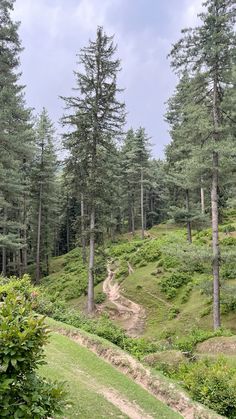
[41, 320, 182, 419]
[43, 318, 222, 419]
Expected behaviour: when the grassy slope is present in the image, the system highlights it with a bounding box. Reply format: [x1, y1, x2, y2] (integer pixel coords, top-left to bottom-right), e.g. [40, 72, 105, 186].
[40, 331, 181, 418]
[43, 217, 236, 340]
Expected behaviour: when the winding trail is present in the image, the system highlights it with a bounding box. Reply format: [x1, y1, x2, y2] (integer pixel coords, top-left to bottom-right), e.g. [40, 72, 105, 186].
[103, 265, 146, 337]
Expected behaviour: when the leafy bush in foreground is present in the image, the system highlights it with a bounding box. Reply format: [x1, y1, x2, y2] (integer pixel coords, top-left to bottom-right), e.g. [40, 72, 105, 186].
[0, 291, 66, 418]
[176, 358, 236, 418]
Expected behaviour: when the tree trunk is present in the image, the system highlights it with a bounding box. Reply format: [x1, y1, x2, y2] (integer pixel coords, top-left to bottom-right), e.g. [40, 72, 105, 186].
[2, 247, 6, 276]
[2, 208, 7, 276]
[17, 250, 22, 278]
[201, 186, 205, 215]
[141, 167, 144, 239]
[81, 193, 87, 265]
[131, 204, 135, 236]
[36, 182, 43, 284]
[22, 186, 28, 273]
[212, 151, 220, 329]
[185, 189, 192, 244]
[211, 72, 221, 330]
[87, 205, 95, 314]
[66, 194, 70, 253]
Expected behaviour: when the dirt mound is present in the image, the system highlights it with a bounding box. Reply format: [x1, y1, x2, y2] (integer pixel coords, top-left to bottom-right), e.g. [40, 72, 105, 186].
[103, 266, 146, 337]
[196, 336, 236, 355]
[143, 350, 186, 369]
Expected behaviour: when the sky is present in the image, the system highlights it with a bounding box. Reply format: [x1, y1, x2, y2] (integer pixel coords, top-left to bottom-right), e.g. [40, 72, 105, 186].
[13, 0, 203, 158]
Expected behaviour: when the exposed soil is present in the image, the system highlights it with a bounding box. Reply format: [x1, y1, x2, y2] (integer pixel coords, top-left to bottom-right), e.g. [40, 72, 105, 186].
[103, 265, 146, 337]
[100, 388, 153, 419]
[73, 363, 153, 419]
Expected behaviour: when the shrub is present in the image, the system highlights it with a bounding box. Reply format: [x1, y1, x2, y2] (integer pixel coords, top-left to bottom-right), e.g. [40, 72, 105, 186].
[108, 241, 143, 258]
[160, 272, 191, 299]
[0, 274, 34, 299]
[123, 338, 162, 359]
[221, 263, 236, 280]
[176, 358, 236, 417]
[143, 350, 186, 374]
[221, 237, 236, 246]
[95, 292, 106, 304]
[130, 239, 161, 265]
[116, 260, 129, 280]
[219, 224, 236, 233]
[167, 306, 180, 320]
[174, 328, 232, 353]
[180, 283, 193, 303]
[0, 292, 66, 418]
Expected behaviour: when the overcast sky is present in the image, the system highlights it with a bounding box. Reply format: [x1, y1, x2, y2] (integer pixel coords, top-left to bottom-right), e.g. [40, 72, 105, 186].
[13, 0, 203, 157]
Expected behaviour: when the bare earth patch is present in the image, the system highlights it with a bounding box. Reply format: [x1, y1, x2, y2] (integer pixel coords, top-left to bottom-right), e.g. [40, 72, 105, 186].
[103, 266, 146, 337]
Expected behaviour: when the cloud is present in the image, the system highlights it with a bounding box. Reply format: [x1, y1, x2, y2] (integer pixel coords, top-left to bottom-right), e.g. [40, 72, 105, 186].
[12, 0, 206, 157]
[185, 0, 203, 25]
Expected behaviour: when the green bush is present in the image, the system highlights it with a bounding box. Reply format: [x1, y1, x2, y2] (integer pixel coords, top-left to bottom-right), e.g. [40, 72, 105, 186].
[176, 358, 236, 417]
[160, 272, 191, 299]
[221, 263, 236, 280]
[167, 306, 180, 320]
[0, 292, 66, 418]
[130, 239, 161, 265]
[95, 292, 106, 304]
[219, 224, 236, 233]
[180, 283, 193, 303]
[174, 328, 232, 352]
[0, 274, 34, 299]
[116, 260, 129, 280]
[221, 236, 236, 246]
[108, 241, 143, 258]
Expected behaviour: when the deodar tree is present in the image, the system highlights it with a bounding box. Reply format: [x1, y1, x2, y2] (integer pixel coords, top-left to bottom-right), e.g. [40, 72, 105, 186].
[30, 109, 58, 283]
[0, 0, 33, 277]
[62, 27, 125, 313]
[169, 0, 236, 329]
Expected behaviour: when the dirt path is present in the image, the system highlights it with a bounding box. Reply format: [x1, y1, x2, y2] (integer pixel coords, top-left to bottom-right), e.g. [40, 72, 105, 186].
[103, 265, 146, 337]
[73, 363, 153, 419]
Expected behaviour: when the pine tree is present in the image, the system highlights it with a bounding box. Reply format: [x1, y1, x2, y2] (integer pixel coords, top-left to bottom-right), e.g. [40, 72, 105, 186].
[121, 128, 150, 238]
[62, 27, 125, 313]
[170, 0, 236, 329]
[30, 109, 58, 283]
[0, 0, 33, 276]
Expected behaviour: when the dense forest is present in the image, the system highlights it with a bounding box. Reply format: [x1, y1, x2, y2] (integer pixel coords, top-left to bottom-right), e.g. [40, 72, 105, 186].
[0, 0, 236, 418]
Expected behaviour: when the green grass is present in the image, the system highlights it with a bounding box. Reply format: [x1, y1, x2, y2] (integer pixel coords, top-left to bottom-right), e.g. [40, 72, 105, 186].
[40, 332, 181, 418]
[44, 219, 236, 340]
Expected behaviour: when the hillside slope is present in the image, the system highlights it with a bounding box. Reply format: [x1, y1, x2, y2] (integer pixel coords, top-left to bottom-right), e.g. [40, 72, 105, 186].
[40, 327, 181, 418]
[42, 219, 236, 340]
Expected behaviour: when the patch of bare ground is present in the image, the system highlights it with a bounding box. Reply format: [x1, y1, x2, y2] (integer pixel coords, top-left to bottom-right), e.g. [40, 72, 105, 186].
[73, 364, 153, 419]
[54, 326, 223, 419]
[102, 266, 146, 337]
[100, 388, 153, 419]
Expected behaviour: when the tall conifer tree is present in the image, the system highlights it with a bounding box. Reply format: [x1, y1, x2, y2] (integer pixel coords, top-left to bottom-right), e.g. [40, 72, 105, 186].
[170, 0, 235, 328]
[62, 27, 125, 313]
